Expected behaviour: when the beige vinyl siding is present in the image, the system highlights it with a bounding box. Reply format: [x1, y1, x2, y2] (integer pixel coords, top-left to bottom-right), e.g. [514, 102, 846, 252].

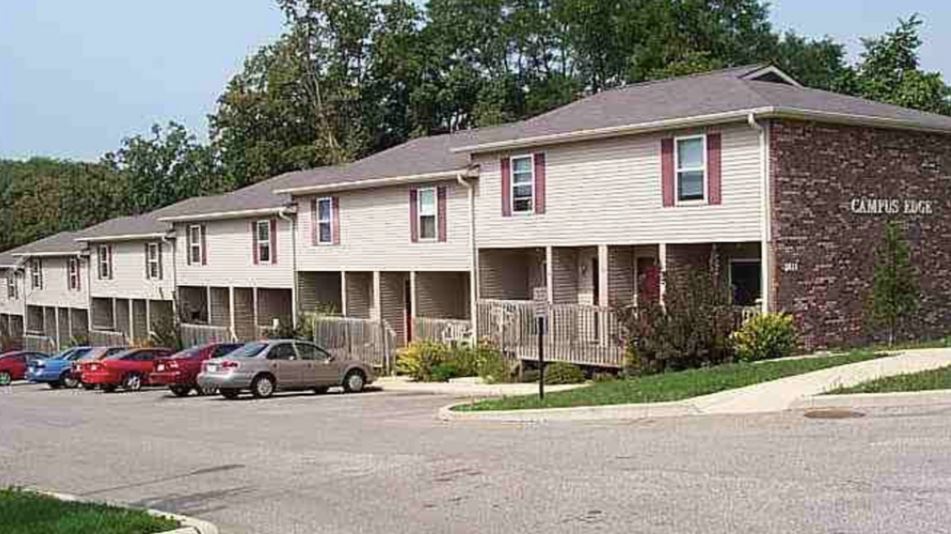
[23, 256, 89, 309]
[295, 180, 470, 272]
[473, 122, 763, 247]
[175, 218, 294, 289]
[89, 240, 174, 300]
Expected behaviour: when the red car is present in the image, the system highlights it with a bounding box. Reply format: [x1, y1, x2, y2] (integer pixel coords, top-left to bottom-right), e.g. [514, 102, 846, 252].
[81, 347, 173, 392]
[72, 346, 129, 389]
[149, 342, 243, 397]
[0, 351, 49, 385]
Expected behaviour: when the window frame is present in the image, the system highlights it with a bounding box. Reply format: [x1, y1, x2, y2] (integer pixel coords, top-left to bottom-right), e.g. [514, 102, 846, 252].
[509, 154, 535, 215]
[97, 245, 111, 280]
[67, 257, 80, 290]
[188, 224, 202, 265]
[255, 220, 271, 263]
[146, 242, 161, 280]
[6, 274, 17, 300]
[674, 134, 707, 205]
[728, 258, 762, 306]
[316, 197, 333, 245]
[416, 186, 438, 241]
[29, 258, 42, 289]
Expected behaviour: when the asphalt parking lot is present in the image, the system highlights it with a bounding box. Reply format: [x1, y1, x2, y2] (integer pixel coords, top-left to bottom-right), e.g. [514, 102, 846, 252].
[3, 382, 951, 534]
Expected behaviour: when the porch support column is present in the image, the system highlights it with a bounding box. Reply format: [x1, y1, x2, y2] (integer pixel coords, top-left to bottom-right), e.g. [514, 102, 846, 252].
[597, 245, 609, 308]
[409, 271, 417, 319]
[206, 286, 213, 325]
[658, 243, 668, 305]
[228, 287, 236, 340]
[111, 298, 117, 330]
[145, 300, 151, 337]
[372, 271, 382, 320]
[54, 307, 61, 350]
[128, 299, 134, 342]
[545, 246, 554, 304]
[252, 287, 259, 332]
[67, 307, 72, 344]
[341, 271, 349, 316]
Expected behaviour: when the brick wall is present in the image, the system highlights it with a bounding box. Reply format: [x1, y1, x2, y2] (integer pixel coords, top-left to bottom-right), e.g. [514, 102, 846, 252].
[770, 119, 951, 348]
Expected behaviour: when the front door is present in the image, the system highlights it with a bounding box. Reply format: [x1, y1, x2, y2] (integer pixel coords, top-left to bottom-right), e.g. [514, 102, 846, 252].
[636, 257, 660, 304]
[729, 260, 762, 306]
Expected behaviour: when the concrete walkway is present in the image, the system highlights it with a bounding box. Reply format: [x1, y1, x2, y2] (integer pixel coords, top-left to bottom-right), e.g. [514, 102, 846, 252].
[442, 348, 951, 422]
[376, 375, 583, 397]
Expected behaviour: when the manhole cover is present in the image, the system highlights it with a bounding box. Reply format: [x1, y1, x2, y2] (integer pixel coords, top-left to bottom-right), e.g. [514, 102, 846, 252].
[804, 409, 865, 419]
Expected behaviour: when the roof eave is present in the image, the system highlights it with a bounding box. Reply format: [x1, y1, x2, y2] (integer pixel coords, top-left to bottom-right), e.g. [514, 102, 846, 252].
[12, 251, 84, 258]
[765, 107, 951, 135]
[76, 232, 172, 243]
[273, 168, 473, 196]
[158, 205, 296, 224]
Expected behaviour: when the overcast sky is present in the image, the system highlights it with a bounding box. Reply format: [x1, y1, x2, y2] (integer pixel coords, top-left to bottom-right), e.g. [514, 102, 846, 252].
[1, 0, 948, 161]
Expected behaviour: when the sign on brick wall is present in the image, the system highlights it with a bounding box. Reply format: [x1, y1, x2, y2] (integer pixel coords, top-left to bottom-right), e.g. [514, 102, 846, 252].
[849, 197, 935, 215]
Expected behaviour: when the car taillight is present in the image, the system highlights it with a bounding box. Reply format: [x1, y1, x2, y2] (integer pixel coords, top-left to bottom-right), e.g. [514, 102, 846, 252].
[168, 360, 179, 369]
[220, 360, 240, 369]
[89, 364, 99, 371]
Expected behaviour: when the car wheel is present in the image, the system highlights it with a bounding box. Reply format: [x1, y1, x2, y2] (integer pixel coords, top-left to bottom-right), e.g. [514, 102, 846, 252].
[313, 386, 329, 395]
[250, 375, 275, 399]
[81, 382, 96, 391]
[219, 388, 240, 400]
[122, 373, 144, 392]
[101, 384, 117, 393]
[48, 381, 63, 390]
[169, 385, 191, 397]
[62, 373, 80, 389]
[343, 370, 366, 393]
[0, 372, 11, 386]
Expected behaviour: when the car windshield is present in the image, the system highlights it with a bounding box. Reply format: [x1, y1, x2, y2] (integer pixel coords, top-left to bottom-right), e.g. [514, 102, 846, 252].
[67, 348, 91, 360]
[104, 351, 133, 361]
[169, 347, 204, 359]
[218, 342, 267, 359]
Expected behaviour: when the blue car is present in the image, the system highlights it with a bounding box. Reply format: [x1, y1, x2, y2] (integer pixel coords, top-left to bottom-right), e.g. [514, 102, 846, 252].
[26, 346, 93, 389]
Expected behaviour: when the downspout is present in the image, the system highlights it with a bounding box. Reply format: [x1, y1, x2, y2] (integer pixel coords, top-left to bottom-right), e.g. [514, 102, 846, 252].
[457, 173, 479, 339]
[748, 112, 771, 314]
[278, 206, 298, 330]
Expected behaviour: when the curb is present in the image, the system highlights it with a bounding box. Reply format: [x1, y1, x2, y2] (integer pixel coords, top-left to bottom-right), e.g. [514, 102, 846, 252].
[438, 399, 699, 423]
[790, 389, 951, 411]
[35, 490, 219, 534]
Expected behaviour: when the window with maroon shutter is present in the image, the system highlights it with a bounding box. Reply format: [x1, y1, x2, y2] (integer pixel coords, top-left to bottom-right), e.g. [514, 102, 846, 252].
[314, 197, 334, 245]
[510, 155, 534, 214]
[675, 135, 706, 203]
[254, 220, 271, 264]
[409, 189, 419, 242]
[67, 257, 79, 290]
[146, 242, 161, 279]
[188, 225, 202, 265]
[417, 187, 437, 240]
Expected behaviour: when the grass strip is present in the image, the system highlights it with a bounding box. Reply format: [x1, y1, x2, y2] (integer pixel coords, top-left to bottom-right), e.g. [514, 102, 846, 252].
[0, 488, 179, 534]
[826, 365, 951, 394]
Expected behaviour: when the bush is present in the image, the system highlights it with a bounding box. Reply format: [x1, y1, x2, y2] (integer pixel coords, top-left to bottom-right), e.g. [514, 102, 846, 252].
[430, 361, 463, 382]
[396, 339, 513, 383]
[396, 340, 453, 381]
[544, 362, 585, 384]
[467, 341, 513, 384]
[731, 312, 798, 362]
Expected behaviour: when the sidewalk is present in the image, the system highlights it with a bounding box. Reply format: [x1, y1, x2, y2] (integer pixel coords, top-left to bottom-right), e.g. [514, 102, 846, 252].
[376, 375, 583, 397]
[441, 348, 951, 422]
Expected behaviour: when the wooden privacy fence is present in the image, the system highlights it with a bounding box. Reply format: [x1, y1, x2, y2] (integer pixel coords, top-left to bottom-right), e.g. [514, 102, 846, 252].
[23, 334, 57, 354]
[310, 316, 396, 373]
[181, 324, 234, 347]
[412, 317, 472, 345]
[476, 299, 626, 368]
[88, 329, 128, 347]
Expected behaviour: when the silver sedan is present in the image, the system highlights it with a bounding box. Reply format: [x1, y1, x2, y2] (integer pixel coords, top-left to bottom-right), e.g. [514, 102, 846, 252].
[197, 339, 375, 399]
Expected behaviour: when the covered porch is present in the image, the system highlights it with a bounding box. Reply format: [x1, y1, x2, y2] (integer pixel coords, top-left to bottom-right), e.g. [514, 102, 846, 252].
[178, 285, 293, 344]
[23, 305, 90, 352]
[89, 297, 173, 346]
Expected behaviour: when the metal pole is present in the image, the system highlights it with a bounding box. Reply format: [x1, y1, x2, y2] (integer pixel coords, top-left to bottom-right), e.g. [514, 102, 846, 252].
[537, 316, 545, 400]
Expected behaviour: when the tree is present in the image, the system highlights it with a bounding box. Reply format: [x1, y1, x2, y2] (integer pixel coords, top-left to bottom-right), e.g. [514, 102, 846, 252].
[867, 221, 919, 345]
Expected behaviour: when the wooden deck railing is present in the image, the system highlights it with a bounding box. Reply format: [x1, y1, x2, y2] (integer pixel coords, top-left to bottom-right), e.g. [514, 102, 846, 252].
[412, 317, 472, 344]
[23, 334, 57, 354]
[310, 316, 396, 373]
[88, 329, 128, 347]
[181, 324, 234, 347]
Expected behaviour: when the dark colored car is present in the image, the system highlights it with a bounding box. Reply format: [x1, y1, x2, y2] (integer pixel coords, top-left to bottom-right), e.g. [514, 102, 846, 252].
[81, 347, 174, 392]
[72, 346, 129, 389]
[149, 342, 244, 397]
[0, 351, 49, 385]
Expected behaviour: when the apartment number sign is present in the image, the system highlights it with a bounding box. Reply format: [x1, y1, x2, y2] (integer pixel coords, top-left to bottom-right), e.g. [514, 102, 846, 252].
[849, 197, 935, 216]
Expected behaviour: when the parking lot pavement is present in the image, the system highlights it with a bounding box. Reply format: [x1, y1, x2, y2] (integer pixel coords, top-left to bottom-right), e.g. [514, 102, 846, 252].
[3, 383, 951, 534]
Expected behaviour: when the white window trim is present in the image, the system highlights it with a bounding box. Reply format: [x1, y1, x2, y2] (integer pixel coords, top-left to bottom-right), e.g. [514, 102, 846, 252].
[255, 220, 272, 262]
[188, 224, 203, 264]
[7, 274, 17, 300]
[728, 258, 762, 306]
[97, 245, 111, 280]
[509, 154, 535, 215]
[416, 187, 438, 242]
[68, 258, 79, 290]
[674, 134, 707, 206]
[147, 242, 161, 280]
[30, 259, 42, 289]
[316, 197, 334, 245]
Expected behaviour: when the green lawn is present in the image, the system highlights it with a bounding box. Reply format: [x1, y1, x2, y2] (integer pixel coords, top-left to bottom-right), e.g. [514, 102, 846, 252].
[827, 365, 951, 394]
[455, 351, 887, 412]
[0, 488, 178, 534]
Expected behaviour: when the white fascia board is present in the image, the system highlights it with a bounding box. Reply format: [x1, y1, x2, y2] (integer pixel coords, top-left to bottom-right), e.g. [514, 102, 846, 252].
[75, 232, 171, 243]
[273, 169, 473, 196]
[158, 206, 296, 223]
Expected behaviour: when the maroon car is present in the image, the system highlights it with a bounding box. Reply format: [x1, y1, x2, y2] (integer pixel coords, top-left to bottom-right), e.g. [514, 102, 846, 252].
[149, 342, 244, 397]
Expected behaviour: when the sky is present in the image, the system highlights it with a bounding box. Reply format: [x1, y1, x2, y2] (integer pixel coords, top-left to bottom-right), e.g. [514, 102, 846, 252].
[1, 0, 950, 162]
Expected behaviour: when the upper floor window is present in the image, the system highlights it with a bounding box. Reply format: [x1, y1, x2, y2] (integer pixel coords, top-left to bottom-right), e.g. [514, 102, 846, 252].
[146, 242, 161, 280]
[256, 220, 271, 263]
[188, 225, 204, 265]
[30, 259, 43, 289]
[417, 187, 437, 240]
[6, 274, 17, 300]
[67, 258, 80, 290]
[97, 245, 112, 280]
[316, 197, 333, 244]
[676, 135, 706, 203]
[511, 155, 534, 213]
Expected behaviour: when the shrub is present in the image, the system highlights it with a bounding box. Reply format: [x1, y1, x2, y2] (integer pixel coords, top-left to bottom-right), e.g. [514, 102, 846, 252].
[396, 339, 513, 383]
[731, 312, 798, 362]
[467, 340, 513, 384]
[396, 340, 453, 381]
[520, 368, 541, 383]
[149, 313, 183, 351]
[430, 361, 463, 382]
[544, 362, 585, 384]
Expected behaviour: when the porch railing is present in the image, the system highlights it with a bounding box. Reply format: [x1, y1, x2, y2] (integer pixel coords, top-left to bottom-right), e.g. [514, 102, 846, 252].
[310, 316, 396, 373]
[412, 317, 472, 345]
[737, 305, 762, 326]
[23, 334, 57, 354]
[181, 324, 234, 347]
[89, 329, 128, 347]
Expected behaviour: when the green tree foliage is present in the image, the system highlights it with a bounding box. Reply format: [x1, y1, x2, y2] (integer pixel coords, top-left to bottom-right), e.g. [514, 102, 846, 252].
[867, 222, 919, 346]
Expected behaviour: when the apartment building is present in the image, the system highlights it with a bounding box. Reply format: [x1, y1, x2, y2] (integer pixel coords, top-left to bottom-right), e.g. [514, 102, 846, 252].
[0, 248, 26, 345]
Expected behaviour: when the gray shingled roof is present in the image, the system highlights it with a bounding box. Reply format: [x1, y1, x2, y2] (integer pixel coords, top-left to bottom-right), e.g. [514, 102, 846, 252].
[453, 64, 951, 150]
[11, 230, 85, 257]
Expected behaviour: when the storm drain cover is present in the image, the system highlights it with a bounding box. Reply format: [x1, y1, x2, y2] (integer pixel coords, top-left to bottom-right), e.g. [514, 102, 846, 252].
[804, 409, 865, 419]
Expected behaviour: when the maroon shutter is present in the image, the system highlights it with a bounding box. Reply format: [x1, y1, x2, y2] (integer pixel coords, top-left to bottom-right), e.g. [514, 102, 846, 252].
[661, 138, 675, 207]
[185, 230, 192, 266]
[310, 199, 318, 246]
[200, 225, 207, 265]
[437, 186, 447, 242]
[270, 219, 277, 264]
[409, 189, 419, 242]
[107, 246, 113, 279]
[331, 197, 340, 245]
[500, 157, 512, 216]
[533, 153, 546, 214]
[67, 259, 72, 289]
[144, 243, 150, 279]
[251, 221, 259, 265]
[707, 133, 722, 205]
[157, 244, 163, 280]
[76, 259, 81, 290]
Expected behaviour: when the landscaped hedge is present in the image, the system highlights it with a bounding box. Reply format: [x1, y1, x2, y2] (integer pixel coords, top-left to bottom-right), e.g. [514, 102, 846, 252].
[396, 339, 513, 383]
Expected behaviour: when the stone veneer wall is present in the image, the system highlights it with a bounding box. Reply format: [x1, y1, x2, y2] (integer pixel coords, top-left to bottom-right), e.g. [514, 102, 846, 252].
[770, 119, 951, 349]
